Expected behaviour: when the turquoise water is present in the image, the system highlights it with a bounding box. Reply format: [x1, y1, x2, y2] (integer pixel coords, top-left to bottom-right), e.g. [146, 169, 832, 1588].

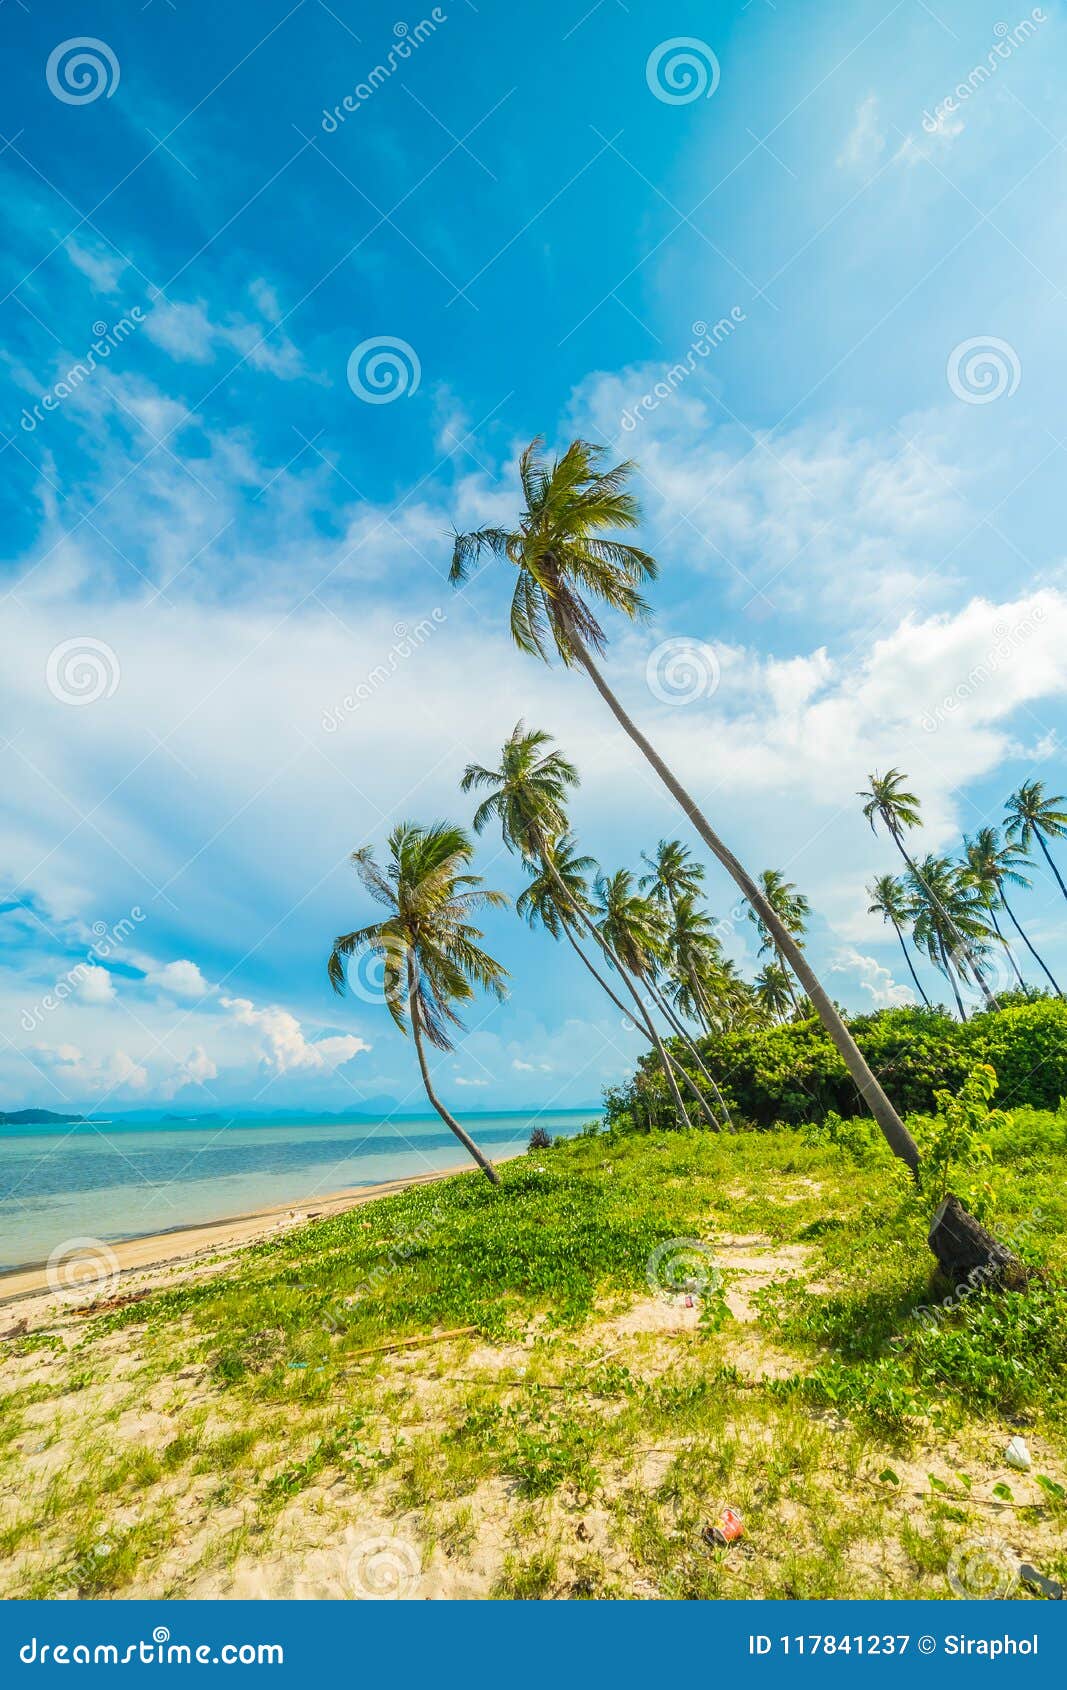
[0, 1110, 597, 1271]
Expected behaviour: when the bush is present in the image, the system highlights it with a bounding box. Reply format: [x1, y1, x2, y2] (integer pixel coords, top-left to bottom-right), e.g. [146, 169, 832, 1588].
[528, 1126, 553, 1151]
[603, 998, 1067, 1133]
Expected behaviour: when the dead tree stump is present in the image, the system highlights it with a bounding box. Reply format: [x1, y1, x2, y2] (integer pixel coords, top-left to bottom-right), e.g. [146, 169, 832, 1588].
[928, 1194, 1029, 1291]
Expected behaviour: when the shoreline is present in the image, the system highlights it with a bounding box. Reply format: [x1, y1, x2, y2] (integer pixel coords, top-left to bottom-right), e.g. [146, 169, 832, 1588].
[0, 1156, 507, 1307]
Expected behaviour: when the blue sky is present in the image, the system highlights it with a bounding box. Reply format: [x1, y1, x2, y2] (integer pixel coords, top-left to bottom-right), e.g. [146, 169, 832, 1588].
[2, 0, 1065, 1116]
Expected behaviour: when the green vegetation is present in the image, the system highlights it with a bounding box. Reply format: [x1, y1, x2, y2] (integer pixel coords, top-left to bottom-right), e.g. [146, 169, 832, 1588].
[327, 821, 509, 1184]
[604, 998, 1067, 1133]
[3, 1102, 1064, 1599]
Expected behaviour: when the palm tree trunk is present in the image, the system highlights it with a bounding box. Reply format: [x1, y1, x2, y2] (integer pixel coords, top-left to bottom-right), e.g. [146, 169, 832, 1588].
[1035, 831, 1067, 902]
[557, 914, 709, 1124]
[773, 945, 802, 1012]
[936, 935, 968, 1020]
[543, 863, 692, 1127]
[686, 965, 714, 1034]
[890, 917, 931, 1007]
[891, 834, 1000, 1012]
[409, 995, 500, 1186]
[999, 884, 1063, 996]
[987, 903, 1024, 988]
[643, 974, 732, 1128]
[571, 638, 921, 1176]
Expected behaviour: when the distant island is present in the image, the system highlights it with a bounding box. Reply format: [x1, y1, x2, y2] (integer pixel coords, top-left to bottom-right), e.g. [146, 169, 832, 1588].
[0, 1108, 87, 1125]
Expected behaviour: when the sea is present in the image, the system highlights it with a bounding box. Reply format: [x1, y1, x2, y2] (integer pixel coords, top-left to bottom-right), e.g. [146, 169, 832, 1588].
[0, 1109, 597, 1272]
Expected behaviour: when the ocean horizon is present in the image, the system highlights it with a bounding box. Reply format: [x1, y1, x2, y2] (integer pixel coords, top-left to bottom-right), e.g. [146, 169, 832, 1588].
[0, 1108, 599, 1272]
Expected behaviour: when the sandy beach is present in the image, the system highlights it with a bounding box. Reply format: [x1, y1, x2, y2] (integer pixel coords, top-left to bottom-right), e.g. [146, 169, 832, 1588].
[0, 1159, 481, 1313]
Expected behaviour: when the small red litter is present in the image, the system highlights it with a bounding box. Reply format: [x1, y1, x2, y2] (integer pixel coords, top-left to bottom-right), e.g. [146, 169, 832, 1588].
[702, 1508, 743, 1548]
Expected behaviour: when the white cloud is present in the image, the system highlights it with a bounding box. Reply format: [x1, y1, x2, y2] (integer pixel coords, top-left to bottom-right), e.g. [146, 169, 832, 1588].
[831, 947, 914, 1008]
[454, 1075, 490, 1087]
[571, 376, 970, 619]
[147, 959, 212, 1000]
[63, 237, 128, 296]
[220, 996, 370, 1073]
[74, 965, 116, 1006]
[838, 94, 886, 171]
[159, 1044, 219, 1099]
[34, 1043, 149, 1095]
[143, 286, 306, 379]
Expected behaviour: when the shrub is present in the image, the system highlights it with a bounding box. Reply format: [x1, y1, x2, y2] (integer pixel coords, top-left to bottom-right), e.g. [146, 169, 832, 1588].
[528, 1126, 553, 1151]
[603, 998, 1067, 1133]
[911, 1063, 1007, 1221]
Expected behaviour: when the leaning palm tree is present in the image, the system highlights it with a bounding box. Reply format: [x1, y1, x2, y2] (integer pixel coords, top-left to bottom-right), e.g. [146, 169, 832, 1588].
[754, 962, 794, 1024]
[462, 725, 699, 1125]
[640, 890, 733, 1125]
[909, 854, 995, 1021]
[963, 830, 1026, 989]
[450, 438, 921, 1175]
[640, 838, 706, 910]
[517, 841, 722, 1129]
[861, 770, 999, 1011]
[327, 822, 507, 1185]
[965, 826, 1062, 997]
[747, 869, 810, 1014]
[867, 873, 931, 1007]
[641, 842, 723, 1031]
[664, 890, 723, 1033]
[1005, 780, 1067, 903]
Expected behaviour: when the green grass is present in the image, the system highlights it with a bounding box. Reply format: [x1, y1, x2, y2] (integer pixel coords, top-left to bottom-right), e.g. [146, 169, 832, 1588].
[2, 1111, 1065, 1599]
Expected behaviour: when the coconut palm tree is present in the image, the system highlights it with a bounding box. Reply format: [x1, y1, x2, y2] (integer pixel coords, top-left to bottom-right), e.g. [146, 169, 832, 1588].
[965, 826, 1062, 998]
[754, 963, 794, 1023]
[515, 836, 708, 1118]
[462, 726, 699, 1126]
[640, 842, 724, 1032]
[450, 438, 921, 1176]
[963, 830, 1026, 989]
[867, 873, 931, 1007]
[640, 839, 706, 909]
[664, 890, 723, 1033]
[861, 770, 999, 1012]
[590, 869, 735, 1128]
[747, 869, 810, 1014]
[327, 822, 507, 1184]
[1005, 780, 1067, 903]
[908, 854, 995, 1021]
[642, 891, 734, 1125]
